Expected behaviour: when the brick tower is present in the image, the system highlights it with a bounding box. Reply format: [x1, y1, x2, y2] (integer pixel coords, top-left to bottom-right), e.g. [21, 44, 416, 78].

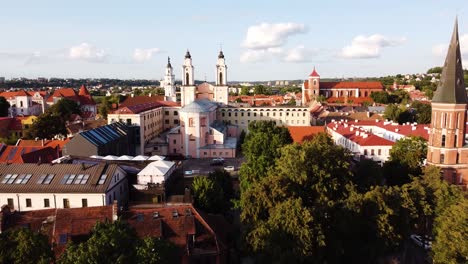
[427, 18, 468, 187]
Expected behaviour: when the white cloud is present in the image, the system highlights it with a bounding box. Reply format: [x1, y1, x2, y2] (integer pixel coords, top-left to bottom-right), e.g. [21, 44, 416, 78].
[133, 48, 161, 62]
[432, 34, 468, 58]
[340, 34, 406, 59]
[242, 22, 307, 49]
[283, 45, 318, 62]
[240, 48, 283, 63]
[69, 43, 107, 62]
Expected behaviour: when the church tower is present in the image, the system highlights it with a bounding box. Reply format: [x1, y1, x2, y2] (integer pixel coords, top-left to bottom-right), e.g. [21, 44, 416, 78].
[427, 18, 468, 186]
[181, 50, 196, 106]
[214, 50, 228, 105]
[302, 67, 320, 105]
[162, 57, 176, 102]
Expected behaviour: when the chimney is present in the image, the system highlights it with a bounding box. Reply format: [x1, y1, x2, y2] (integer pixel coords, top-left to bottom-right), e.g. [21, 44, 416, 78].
[41, 139, 44, 147]
[112, 200, 118, 222]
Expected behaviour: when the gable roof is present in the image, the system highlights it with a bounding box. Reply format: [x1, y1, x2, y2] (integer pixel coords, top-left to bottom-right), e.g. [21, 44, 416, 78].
[287, 126, 325, 143]
[119, 95, 165, 107]
[309, 67, 320, 77]
[0, 163, 120, 193]
[0, 146, 58, 164]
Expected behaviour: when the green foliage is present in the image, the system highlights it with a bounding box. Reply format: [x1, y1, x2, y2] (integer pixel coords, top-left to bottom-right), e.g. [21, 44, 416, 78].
[286, 98, 296, 106]
[240, 86, 251, 95]
[59, 220, 178, 264]
[384, 104, 401, 121]
[98, 97, 111, 119]
[239, 121, 292, 191]
[432, 198, 468, 264]
[427, 66, 443, 74]
[411, 101, 431, 124]
[136, 237, 179, 264]
[235, 97, 243, 103]
[25, 112, 67, 139]
[316, 94, 327, 103]
[241, 133, 354, 263]
[192, 176, 225, 214]
[0, 228, 54, 264]
[352, 159, 384, 193]
[0, 134, 19, 145]
[0, 96, 9, 117]
[48, 98, 81, 121]
[371, 91, 391, 104]
[390, 136, 427, 174]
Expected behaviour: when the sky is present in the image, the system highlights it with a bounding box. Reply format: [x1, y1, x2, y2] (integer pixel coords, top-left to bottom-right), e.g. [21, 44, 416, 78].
[0, 0, 468, 81]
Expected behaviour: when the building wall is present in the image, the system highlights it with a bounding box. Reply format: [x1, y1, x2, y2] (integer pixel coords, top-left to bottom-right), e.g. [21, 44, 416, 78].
[162, 107, 180, 130]
[62, 136, 98, 157]
[217, 107, 311, 131]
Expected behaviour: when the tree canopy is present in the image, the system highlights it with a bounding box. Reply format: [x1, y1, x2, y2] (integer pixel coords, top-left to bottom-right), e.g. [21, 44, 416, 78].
[59, 221, 178, 264]
[0, 228, 54, 264]
[0, 96, 10, 117]
[239, 121, 292, 191]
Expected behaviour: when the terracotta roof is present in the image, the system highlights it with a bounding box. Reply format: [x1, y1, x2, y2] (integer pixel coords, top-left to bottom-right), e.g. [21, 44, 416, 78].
[326, 97, 373, 105]
[287, 126, 325, 143]
[328, 122, 394, 146]
[0, 163, 120, 193]
[304, 81, 383, 90]
[7, 118, 23, 131]
[119, 96, 165, 107]
[47, 88, 78, 103]
[78, 85, 90, 96]
[17, 139, 70, 150]
[0, 146, 58, 164]
[113, 102, 162, 114]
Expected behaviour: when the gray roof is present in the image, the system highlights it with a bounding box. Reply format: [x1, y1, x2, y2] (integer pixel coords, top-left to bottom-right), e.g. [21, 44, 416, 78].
[432, 18, 468, 104]
[80, 122, 128, 147]
[179, 99, 217, 113]
[0, 163, 121, 193]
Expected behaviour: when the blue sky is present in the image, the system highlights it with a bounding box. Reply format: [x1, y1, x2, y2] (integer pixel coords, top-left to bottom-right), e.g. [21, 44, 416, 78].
[0, 0, 467, 81]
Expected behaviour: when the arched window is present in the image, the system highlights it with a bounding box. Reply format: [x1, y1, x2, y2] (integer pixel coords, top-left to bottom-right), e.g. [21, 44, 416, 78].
[20, 101, 23, 107]
[442, 135, 446, 147]
[219, 72, 223, 85]
[313, 80, 317, 85]
[185, 73, 189, 85]
[440, 153, 445, 163]
[454, 135, 458, 147]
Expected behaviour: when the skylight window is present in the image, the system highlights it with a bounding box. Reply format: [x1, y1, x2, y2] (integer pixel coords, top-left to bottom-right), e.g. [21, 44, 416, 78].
[2, 174, 19, 184]
[97, 174, 107, 185]
[14, 174, 32, 184]
[73, 174, 89, 184]
[43, 174, 55, 184]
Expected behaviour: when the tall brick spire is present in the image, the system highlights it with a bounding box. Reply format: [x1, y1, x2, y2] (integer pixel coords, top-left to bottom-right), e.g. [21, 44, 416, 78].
[432, 18, 467, 104]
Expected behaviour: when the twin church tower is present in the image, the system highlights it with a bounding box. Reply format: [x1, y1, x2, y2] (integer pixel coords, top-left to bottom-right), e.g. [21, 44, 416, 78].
[160, 50, 228, 106]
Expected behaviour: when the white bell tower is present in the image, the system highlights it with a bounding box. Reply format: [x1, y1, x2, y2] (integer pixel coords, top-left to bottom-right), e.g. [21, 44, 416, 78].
[214, 50, 228, 105]
[162, 57, 176, 102]
[181, 50, 196, 106]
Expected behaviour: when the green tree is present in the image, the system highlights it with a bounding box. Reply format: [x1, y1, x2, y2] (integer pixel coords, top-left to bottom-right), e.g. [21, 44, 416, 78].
[0, 228, 54, 264]
[48, 98, 81, 121]
[432, 198, 468, 264]
[241, 133, 354, 263]
[240, 86, 250, 95]
[389, 136, 427, 174]
[370, 91, 390, 104]
[239, 121, 292, 191]
[427, 66, 443, 74]
[98, 97, 111, 119]
[59, 221, 138, 264]
[384, 104, 401, 121]
[0, 96, 10, 117]
[411, 101, 431, 124]
[26, 112, 67, 139]
[136, 237, 179, 264]
[352, 159, 384, 193]
[287, 98, 296, 106]
[192, 176, 224, 214]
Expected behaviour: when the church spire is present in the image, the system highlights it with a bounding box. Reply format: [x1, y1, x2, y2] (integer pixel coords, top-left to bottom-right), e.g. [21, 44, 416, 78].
[167, 56, 172, 68]
[432, 17, 467, 104]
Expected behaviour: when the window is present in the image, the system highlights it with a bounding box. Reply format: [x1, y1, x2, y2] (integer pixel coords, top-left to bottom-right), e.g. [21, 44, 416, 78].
[189, 118, 194, 127]
[2, 174, 17, 184]
[173, 139, 176, 144]
[44, 199, 50, 208]
[165, 119, 169, 124]
[98, 175, 107, 185]
[58, 234, 67, 245]
[201, 117, 206, 127]
[454, 135, 458, 147]
[440, 154, 445, 164]
[165, 111, 169, 115]
[26, 198, 32, 207]
[174, 119, 179, 124]
[364, 149, 368, 155]
[7, 198, 14, 209]
[378, 149, 381, 155]
[82, 199, 88, 208]
[126, 119, 132, 126]
[371, 149, 375, 156]
[442, 135, 446, 147]
[174, 111, 178, 115]
[14, 174, 32, 184]
[63, 199, 70, 208]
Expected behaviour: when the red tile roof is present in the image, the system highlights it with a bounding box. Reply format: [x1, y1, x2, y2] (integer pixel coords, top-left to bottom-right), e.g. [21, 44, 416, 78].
[16, 138, 69, 150]
[304, 81, 384, 90]
[119, 96, 165, 107]
[113, 102, 162, 114]
[0, 146, 59, 163]
[287, 126, 325, 143]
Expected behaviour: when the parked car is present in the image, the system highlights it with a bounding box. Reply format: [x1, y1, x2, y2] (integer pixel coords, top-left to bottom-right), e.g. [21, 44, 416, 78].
[210, 158, 225, 166]
[224, 166, 235, 171]
[410, 234, 432, 250]
[184, 170, 193, 176]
